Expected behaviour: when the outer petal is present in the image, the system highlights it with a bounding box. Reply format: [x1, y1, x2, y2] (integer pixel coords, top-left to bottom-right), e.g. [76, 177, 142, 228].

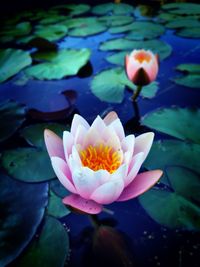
[117, 170, 163, 201]
[121, 135, 135, 156]
[108, 118, 125, 140]
[74, 124, 88, 145]
[70, 114, 90, 137]
[133, 132, 154, 162]
[103, 111, 118, 126]
[90, 115, 107, 134]
[124, 152, 144, 187]
[44, 129, 65, 159]
[63, 194, 102, 214]
[91, 179, 124, 204]
[63, 131, 74, 162]
[126, 55, 141, 81]
[51, 157, 76, 194]
[72, 167, 101, 199]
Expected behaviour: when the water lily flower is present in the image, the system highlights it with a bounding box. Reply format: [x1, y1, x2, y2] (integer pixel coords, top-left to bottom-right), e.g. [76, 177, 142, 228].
[125, 49, 159, 100]
[44, 112, 162, 214]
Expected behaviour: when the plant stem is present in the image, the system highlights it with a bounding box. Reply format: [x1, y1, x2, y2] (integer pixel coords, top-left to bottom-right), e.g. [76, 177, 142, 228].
[132, 85, 143, 101]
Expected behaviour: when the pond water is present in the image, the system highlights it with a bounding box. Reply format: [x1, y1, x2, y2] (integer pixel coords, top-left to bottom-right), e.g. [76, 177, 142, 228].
[0, 1, 200, 267]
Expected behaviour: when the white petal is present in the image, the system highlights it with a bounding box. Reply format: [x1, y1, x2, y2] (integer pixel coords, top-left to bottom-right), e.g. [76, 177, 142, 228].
[44, 129, 65, 159]
[51, 157, 76, 194]
[121, 135, 135, 156]
[111, 164, 128, 181]
[133, 132, 154, 162]
[90, 115, 107, 134]
[103, 111, 118, 126]
[63, 131, 74, 163]
[91, 179, 124, 204]
[74, 124, 88, 145]
[93, 169, 111, 184]
[108, 118, 125, 140]
[70, 114, 90, 136]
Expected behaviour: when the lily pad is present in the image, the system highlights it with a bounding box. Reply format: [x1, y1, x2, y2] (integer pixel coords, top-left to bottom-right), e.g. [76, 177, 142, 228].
[162, 3, 200, 15]
[1, 148, 55, 182]
[125, 21, 165, 40]
[92, 3, 134, 15]
[144, 140, 200, 175]
[139, 166, 200, 230]
[165, 18, 200, 29]
[0, 49, 32, 83]
[173, 63, 200, 88]
[64, 4, 90, 16]
[91, 68, 158, 103]
[34, 24, 68, 42]
[98, 15, 133, 27]
[25, 49, 91, 80]
[68, 21, 107, 37]
[63, 17, 97, 29]
[47, 190, 70, 218]
[0, 101, 26, 142]
[39, 15, 67, 25]
[176, 27, 200, 39]
[142, 108, 200, 144]
[0, 172, 48, 266]
[109, 22, 139, 34]
[20, 123, 67, 149]
[50, 179, 70, 198]
[101, 39, 172, 61]
[15, 216, 69, 267]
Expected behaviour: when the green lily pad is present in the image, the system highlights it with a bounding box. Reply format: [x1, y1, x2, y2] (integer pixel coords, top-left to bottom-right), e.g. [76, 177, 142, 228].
[165, 18, 200, 29]
[144, 140, 200, 175]
[0, 49, 32, 83]
[50, 179, 71, 198]
[20, 123, 67, 149]
[109, 22, 138, 34]
[68, 21, 107, 37]
[101, 39, 172, 61]
[47, 190, 70, 218]
[98, 15, 133, 27]
[173, 63, 200, 88]
[0, 101, 26, 142]
[63, 17, 97, 29]
[65, 4, 90, 16]
[142, 108, 200, 144]
[92, 3, 134, 15]
[25, 48, 91, 80]
[39, 15, 67, 25]
[126, 21, 165, 40]
[162, 3, 200, 15]
[34, 24, 68, 42]
[139, 166, 200, 230]
[91, 68, 158, 103]
[15, 216, 69, 267]
[156, 12, 184, 23]
[1, 148, 55, 182]
[176, 27, 200, 39]
[0, 172, 48, 266]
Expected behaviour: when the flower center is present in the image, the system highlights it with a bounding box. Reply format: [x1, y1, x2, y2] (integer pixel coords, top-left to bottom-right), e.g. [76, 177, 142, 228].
[80, 144, 122, 173]
[134, 51, 151, 63]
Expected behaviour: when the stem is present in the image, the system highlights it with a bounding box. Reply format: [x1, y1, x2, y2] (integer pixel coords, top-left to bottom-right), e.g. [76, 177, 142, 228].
[88, 214, 101, 229]
[132, 85, 143, 101]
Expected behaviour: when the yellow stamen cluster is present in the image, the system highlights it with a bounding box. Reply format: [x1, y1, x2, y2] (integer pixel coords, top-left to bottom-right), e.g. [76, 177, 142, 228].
[134, 51, 151, 63]
[80, 144, 122, 173]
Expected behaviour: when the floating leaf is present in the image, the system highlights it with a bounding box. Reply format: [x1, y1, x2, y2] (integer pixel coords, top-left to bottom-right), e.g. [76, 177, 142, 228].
[139, 166, 200, 230]
[65, 4, 90, 16]
[1, 148, 55, 182]
[91, 68, 158, 103]
[144, 140, 200, 175]
[165, 18, 200, 29]
[0, 101, 26, 142]
[98, 15, 133, 27]
[125, 21, 165, 40]
[47, 190, 70, 218]
[173, 63, 200, 88]
[109, 22, 138, 34]
[0, 172, 48, 266]
[162, 3, 200, 15]
[176, 27, 200, 39]
[100, 38, 172, 61]
[0, 22, 31, 43]
[25, 49, 91, 80]
[92, 3, 134, 15]
[34, 24, 68, 42]
[20, 123, 68, 149]
[0, 49, 32, 83]
[15, 216, 69, 267]
[68, 21, 107, 37]
[63, 17, 96, 29]
[50, 179, 71, 198]
[39, 15, 67, 25]
[142, 108, 200, 144]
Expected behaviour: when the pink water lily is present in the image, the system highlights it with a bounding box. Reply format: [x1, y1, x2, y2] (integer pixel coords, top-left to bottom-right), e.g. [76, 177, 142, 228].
[44, 112, 162, 214]
[125, 49, 159, 86]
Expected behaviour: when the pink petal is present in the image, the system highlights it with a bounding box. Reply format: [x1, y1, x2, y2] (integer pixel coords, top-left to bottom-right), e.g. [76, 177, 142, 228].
[44, 129, 65, 159]
[143, 59, 158, 82]
[124, 152, 144, 187]
[91, 179, 124, 204]
[126, 55, 141, 81]
[108, 118, 125, 140]
[103, 111, 118, 126]
[51, 157, 76, 194]
[63, 194, 102, 214]
[133, 132, 154, 162]
[70, 114, 90, 137]
[117, 170, 163, 201]
[63, 131, 74, 162]
[74, 124, 88, 145]
[71, 167, 101, 199]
